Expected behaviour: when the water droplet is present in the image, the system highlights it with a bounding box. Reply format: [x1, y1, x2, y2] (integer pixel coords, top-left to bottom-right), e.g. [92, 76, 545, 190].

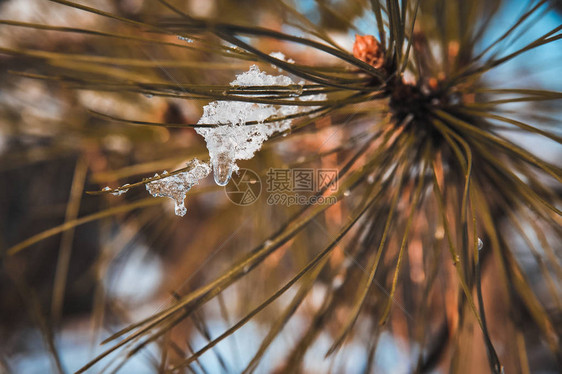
[243, 264, 250, 273]
[289, 85, 304, 97]
[343, 190, 351, 197]
[174, 201, 187, 217]
[213, 153, 233, 186]
[477, 237, 483, 251]
[177, 35, 193, 43]
[144, 93, 153, 98]
[367, 174, 375, 184]
[102, 186, 111, 191]
[111, 183, 130, 196]
[264, 240, 273, 247]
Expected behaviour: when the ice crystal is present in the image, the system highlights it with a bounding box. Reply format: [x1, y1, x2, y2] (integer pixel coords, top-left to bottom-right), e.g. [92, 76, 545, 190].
[111, 184, 130, 196]
[145, 159, 211, 216]
[196, 65, 326, 186]
[230, 64, 294, 87]
[177, 35, 193, 43]
[269, 51, 295, 71]
[102, 184, 130, 196]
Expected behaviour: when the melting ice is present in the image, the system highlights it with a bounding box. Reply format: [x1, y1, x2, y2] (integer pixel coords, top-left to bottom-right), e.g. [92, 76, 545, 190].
[145, 159, 211, 216]
[195, 64, 326, 186]
[142, 63, 325, 216]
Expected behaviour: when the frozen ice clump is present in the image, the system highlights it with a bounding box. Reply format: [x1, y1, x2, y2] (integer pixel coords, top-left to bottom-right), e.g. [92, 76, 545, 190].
[230, 64, 294, 86]
[145, 159, 211, 217]
[111, 184, 130, 196]
[269, 51, 294, 63]
[269, 51, 295, 70]
[196, 64, 326, 186]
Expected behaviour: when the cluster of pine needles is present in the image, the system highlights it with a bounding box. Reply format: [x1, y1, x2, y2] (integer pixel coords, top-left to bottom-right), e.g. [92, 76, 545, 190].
[1, 0, 561, 373]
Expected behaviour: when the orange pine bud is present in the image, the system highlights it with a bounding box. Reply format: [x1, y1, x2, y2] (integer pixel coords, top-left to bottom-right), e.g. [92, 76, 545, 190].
[353, 34, 384, 69]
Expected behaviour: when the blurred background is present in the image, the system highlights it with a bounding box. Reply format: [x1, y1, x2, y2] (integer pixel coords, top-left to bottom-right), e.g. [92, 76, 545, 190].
[0, 0, 561, 373]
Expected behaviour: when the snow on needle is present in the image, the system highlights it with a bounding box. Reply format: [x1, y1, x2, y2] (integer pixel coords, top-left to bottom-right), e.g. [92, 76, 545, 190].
[195, 64, 325, 186]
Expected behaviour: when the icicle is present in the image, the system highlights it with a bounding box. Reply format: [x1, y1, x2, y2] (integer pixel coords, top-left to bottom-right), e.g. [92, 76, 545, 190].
[145, 159, 211, 216]
[213, 153, 234, 186]
[174, 202, 187, 217]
